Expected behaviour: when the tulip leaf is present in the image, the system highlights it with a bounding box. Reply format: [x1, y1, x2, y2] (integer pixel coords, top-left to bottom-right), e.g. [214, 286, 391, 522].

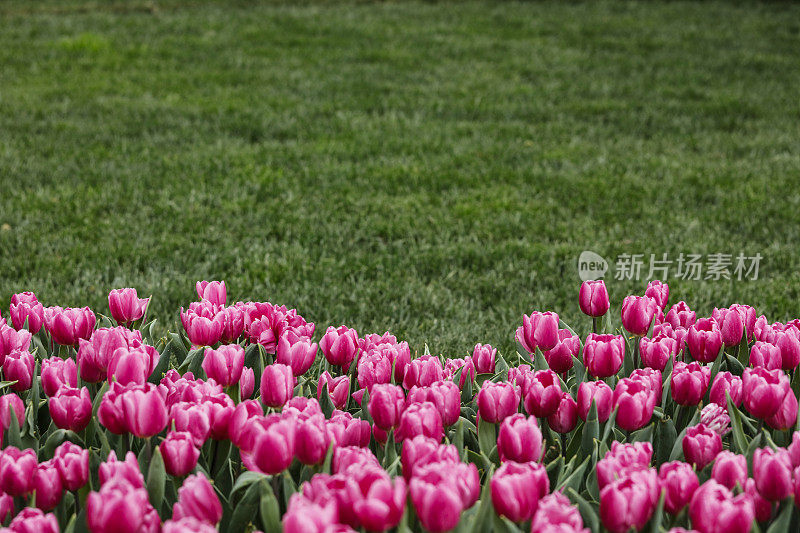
[43, 428, 68, 459]
[7, 406, 23, 449]
[572, 355, 586, 396]
[566, 488, 599, 532]
[654, 417, 677, 465]
[148, 338, 174, 383]
[600, 407, 618, 445]
[258, 478, 281, 532]
[564, 420, 584, 461]
[746, 433, 763, 475]
[557, 454, 589, 493]
[766, 499, 793, 533]
[282, 473, 297, 509]
[230, 471, 267, 503]
[547, 455, 564, 489]
[738, 334, 750, 367]
[581, 400, 599, 459]
[630, 423, 654, 443]
[146, 448, 166, 513]
[460, 368, 473, 405]
[649, 489, 665, 533]
[727, 392, 749, 454]
[475, 373, 494, 387]
[477, 420, 496, 460]
[533, 349, 548, 372]
[726, 354, 745, 376]
[383, 430, 397, 468]
[468, 465, 494, 533]
[493, 514, 523, 533]
[319, 382, 335, 419]
[229, 480, 261, 533]
[322, 442, 335, 474]
[360, 387, 372, 424]
[452, 418, 466, 460]
[622, 336, 634, 377]
[495, 352, 509, 377]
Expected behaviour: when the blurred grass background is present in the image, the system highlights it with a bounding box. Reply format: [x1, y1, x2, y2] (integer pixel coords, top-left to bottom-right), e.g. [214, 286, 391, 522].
[1, 0, 799, 356]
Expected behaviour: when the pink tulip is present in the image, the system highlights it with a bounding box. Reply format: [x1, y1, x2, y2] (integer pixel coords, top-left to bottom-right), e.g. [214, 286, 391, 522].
[98, 451, 144, 488]
[599, 468, 660, 533]
[596, 441, 653, 489]
[409, 462, 479, 533]
[108, 346, 158, 385]
[753, 447, 793, 501]
[671, 361, 710, 406]
[766, 385, 798, 430]
[333, 446, 381, 475]
[0, 446, 36, 496]
[0, 393, 24, 438]
[163, 517, 218, 533]
[630, 367, 662, 411]
[517, 311, 560, 352]
[350, 467, 407, 532]
[579, 280, 610, 317]
[294, 416, 331, 465]
[180, 303, 224, 347]
[531, 492, 588, 531]
[0, 323, 32, 363]
[750, 341, 782, 370]
[2, 349, 34, 391]
[277, 332, 318, 377]
[548, 392, 578, 433]
[317, 371, 350, 410]
[687, 318, 723, 363]
[659, 461, 699, 514]
[238, 366, 255, 399]
[577, 380, 613, 422]
[32, 459, 64, 511]
[666, 301, 696, 330]
[711, 451, 747, 490]
[196, 280, 227, 306]
[107, 288, 149, 325]
[228, 400, 263, 449]
[708, 371, 743, 407]
[9, 292, 44, 333]
[160, 431, 200, 477]
[6, 508, 59, 533]
[524, 369, 562, 418]
[640, 334, 677, 371]
[173, 473, 223, 525]
[87, 478, 159, 533]
[746, 477, 772, 523]
[472, 343, 496, 374]
[582, 333, 624, 378]
[204, 394, 234, 440]
[776, 329, 800, 370]
[645, 280, 669, 310]
[729, 304, 756, 341]
[325, 410, 371, 448]
[543, 329, 580, 374]
[218, 305, 245, 343]
[700, 404, 731, 437]
[402, 355, 444, 390]
[491, 461, 549, 522]
[40, 356, 77, 397]
[401, 435, 460, 480]
[260, 363, 295, 408]
[368, 383, 406, 431]
[621, 295, 658, 336]
[742, 366, 791, 420]
[476, 381, 520, 424]
[283, 496, 340, 533]
[612, 377, 654, 432]
[683, 424, 722, 470]
[54, 441, 89, 492]
[319, 325, 359, 370]
[396, 401, 443, 442]
[444, 357, 476, 389]
[119, 382, 169, 437]
[49, 386, 92, 432]
[77, 326, 142, 383]
[44, 306, 96, 346]
[249, 417, 295, 475]
[201, 344, 244, 386]
[496, 414, 542, 463]
[689, 480, 754, 533]
[406, 380, 460, 427]
[712, 307, 745, 347]
[170, 401, 211, 446]
[357, 351, 392, 391]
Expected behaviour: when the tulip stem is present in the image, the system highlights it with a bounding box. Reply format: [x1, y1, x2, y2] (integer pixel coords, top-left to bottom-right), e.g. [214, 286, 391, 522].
[209, 439, 218, 476]
[592, 317, 599, 334]
[632, 340, 640, 370]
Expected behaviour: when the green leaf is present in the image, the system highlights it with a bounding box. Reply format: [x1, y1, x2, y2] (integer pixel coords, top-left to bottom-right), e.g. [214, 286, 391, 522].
[533, 349, 548, 372]
[630, 423, 654, 443]
[148, 337, 174, 383]
[669, 408, 702, 461]
[322, 442, 335, 474]
[567, 488, 600, 533]
[654, 417, 677, 465]
[766, 499, 793, 533]
[493, 514, 523, 533]
[649, 489, 665, 533]
[475, 373, 494, 387]
[564, 420, 584, 461]
[477, 420, 496, 460]
[230, 471, 267, 503]
[43, 428, 68, 459]
[468, 465, 494, 533]
[360, 387, 372, 424]
[581, 400, 599, 459]
[460, 369, 473, 405]
[547, 455, 565, 490]
[146, 448, 166, 512]
[727, 392, 749, 454]
[557, 455, 590, 493]
[600, 407, 618, 445]
[6, 405, 23, 448]
[726, 354, 745, 376]
[319, 382, 335, 419]
[258, 478, 281, 532]
[282, 473, 297, 508]
[228, 480, 261, 533]
[383, 430, 398, 469]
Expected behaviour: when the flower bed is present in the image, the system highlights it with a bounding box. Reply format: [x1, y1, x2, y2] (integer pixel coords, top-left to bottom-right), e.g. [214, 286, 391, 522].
[0, 279, 798, 532]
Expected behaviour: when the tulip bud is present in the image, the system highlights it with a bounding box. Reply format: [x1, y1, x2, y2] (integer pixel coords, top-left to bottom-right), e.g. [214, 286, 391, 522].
[658, 461, 699, 514]
[407, 380, 460, 427]
[173, 473, 223, 525]
[396, 401, 443, 442]
[239, 366, 255, 399]
[577, 380, 613, 422]
[180, 304, 224, 347]
[196, 280, 227, 306]
[645, 280, 669, 310]
[2, 349, 34, 392]
[621, 295, 658, 336]
[476, 381, 520, 424]
[517, 311, 560, 353]
[260, 363, 295, 408]
[742, 366, 791, 420]
[6, 508, 59, 533]
[402, 355, 444, 390]
[666, 301, 697, 330]
[530, 491, 588, 531]
[709, 371, 743, 407]
[44, 306, 96, 346]
[367, 383, 406, 431]
[766, 385, 798, 430]
[524, 369, 562, 418]
[711, 451, 747, 490]
[596, 441, 653, 489]
[32, 459, 64, 511]
[472, 343, 496, 375]
[776, 329, 800, 371]
[0, 446, 36, 496]
[325, 411, 370, 448]
[671, 361, 710, 406]
[712, 307, 745, 347]
[579, 280, 610, 317]
[295, 417, 331, 465]
[640, 334, 677, 371]
[108, 345, 159, 385]
[49, 386, 92, 432]
[582, 333, 625, 378]
[119, 382, 169, 437]
[54, 441, 89, 492]
[250, 417, 295, 475]
[0, 323, 32, 364]
[107, 288, 149, 325]
[683, 424, 722, 470]
[547, 391, 578, 433]
[401, 435, 460, 480]
[496, 413, 542, 463]
[276, 332, 318, 377]
[0, 392, 24, 438]
[317, 371, 350, 410]
[9, 292, 44, 333]
[689, 480, 754, 533]
[40, 356, 78, 397]
[160, 431, 200, 477]
[687, 318, 723, 363]
[87, 478, 158, 533]
[491, 461, 549, 522]
[543, 330, 580, 374]
[612, 377, 654, 432]
[201, 344, 244, 387]
[99, 451, 144, 488]
[319, 325, 359, 370]
[631, 367, 662, 411]
[600, 468, 660, 533]
[753, 447, 793, 501]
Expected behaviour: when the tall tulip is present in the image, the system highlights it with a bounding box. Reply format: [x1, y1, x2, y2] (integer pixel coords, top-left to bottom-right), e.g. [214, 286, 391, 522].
[9, 292, 44, 333]
[579, 280, 610, 318]
[476, 381, 520, 424]
[621, 295, 658, 336]
[44, 306, 96, 346]
[687, 318, 723, 363]
[583, 333, 624, 378]
[260, 363, 295, 408]
[107, 288, 149, 325]
[683, 424, 722, 470]
[201, 344, 244, 387]
[599, 468, 660, 533]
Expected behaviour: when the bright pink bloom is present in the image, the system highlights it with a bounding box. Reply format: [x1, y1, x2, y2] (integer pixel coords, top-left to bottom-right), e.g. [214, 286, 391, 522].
[32, 460, 64, 511]
[753, 447, 793, 501]
[99, 451, 144, 488]
[599, 468, 660, 533]
[201, 344, 244, 386]
[400, 435, 459, 480]
[612, 377, 654, 432]
[476, 381, 520, 424]
[687, 318, 723, 363]
[666, 301, 696, 330]
[326, 411, 371, 448]
[108, 345, 159, 385]
[671, 361, 710, 406]
[44, 306, 96, 346]
[40, 356, 78, 397]
[645, 280, 669, 310]
[196, 280, 227, 306]
[6, 508, 59, 533]
[108, 288, 149, 325]
[582, 333, 624, 378]
[524, 369, 562, 418]
[260, 363, 295, 408]
[472, 343, 496, 374]
[2, 349, 34, 391]
[766, 385, 799, 430]
[712, 307, 745, 347]
[248, 417, 296, 475]
[711, 451, 747, 490]
[54, 441, 89, 491]
[77, 326, 142, 383]
[173, 474, 223, 525]
[659, 461, 699, 514]
[0, 323, 32, 364]
[444, 357, 476, 389]
[689, 480, 754, 533]
[402, 355, 444, 390]
[776, 329, 800, 370]
[180, 303, 224, 347]
[87, 478, 159, 533]
[517, 311, 560, 352]
[409, 462, 480, 533]
[0, 393, 24, 439]
[750, 341, 782, 370]
[700, 404, 731, 437]
[621, 295, 658, 336]
[491, 461, 549, 522]
[596, 441, 653, 489]
[295, 416, 331, 465]
[9, 292, 44, 333]
[49, 386, 92, 432]
[543, 329, 580, 374]
[683, 424, 722, 470]
[742, 366, 791, 419]
[160, 431, 200, 477]
[396, 401, 443, 442]
[170, 401, 211, 446]
[547, 391, 578, 433]
[640, 333, 677, 371]
[406, 380, 460, 427]
[118, 382, 169, 437]
[368, 383, 406, 431]
[531, 491, 588, 531]
[320, 325, 359, 369]
[277, 332, 318, 377]
[0, 446, 36, 496]
[579, 280, 610, 317]
[708, 371, 742, 407]
[318, 371, 350, 410]
[577, 380, 613, 422]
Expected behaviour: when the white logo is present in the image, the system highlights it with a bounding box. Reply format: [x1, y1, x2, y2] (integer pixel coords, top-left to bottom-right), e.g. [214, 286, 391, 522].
[578, 251, 608, 281]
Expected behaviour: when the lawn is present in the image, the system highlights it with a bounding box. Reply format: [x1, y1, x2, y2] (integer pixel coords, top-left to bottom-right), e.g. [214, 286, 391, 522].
[1, 0, 799, 355]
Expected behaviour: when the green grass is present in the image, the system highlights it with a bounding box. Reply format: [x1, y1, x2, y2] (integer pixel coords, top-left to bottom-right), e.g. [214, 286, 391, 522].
[1, 0, 799, 356]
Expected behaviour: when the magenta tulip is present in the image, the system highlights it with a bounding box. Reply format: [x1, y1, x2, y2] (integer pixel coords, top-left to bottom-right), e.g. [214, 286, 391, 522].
[9, 292, 44, 333]
[547, 391, 578, 433]
[476, 381, 520, 424]
[640, 333, 677, 371]
[32, 460, 64, 511]
[196, 280, 226, 306]
[0, 446, 36, 496]
[201, 344, 244, 387]
[496, 413, 542, 463]
[687, 318, 723, 363]
[523, 369, 562, 418]
[406, 380, 460, 427]
[294, 416, 331, 465]
[577, 380, 613, 422]
[671, 361, 710, 406]
[775, 329, 800, 370]
[0, 393, 24, 436]
[2, 349, 34, 391]
[517, 311, 560, 353]
[666, 301, 697, 330]
[44, 306, 96, 346]
[277, 332, 318, 377]
[711, 451, 747, 490]
[491, 461, 549, 522]
[469, 343, 495, 375]
[709, 371, 743, 407]
[766, 386, 799, 430]
[444, 357, 476, 389]
[49, 386, 92, 432]
[107, 288, 149, 325]
[173, 473, 223, 525]
[645, 280, 669, 310]
[180, 303, 224, 347]
[659, 461, 699, 514]
[700, 403, 731, 437]
[87, 478, 159, 533]
[98, 451, 144, 488]
[249, 417, 295, 475]
[54, 441, 89, 491]
[396, 401, 443, 442]
[6, 508, 59, 533]
[579, 280, 610, 317]
[368, 383, 406, 430]
[318, 371, 350, 410]
[260, 363, 295, 408]
[77, 326, 141, 383]
[402, 355, 444, 390]
[319, 325, 359, 370]
[0, 323, 32, 363]
[613, 377, 654, 432]
[712, 307, 745, 347]
[750, 341, 782, 370]
[596, 441, 653, 489]
[621, 295, 658, 336]
[531, 491, 588, 531]
[683, 424, 722, 470]
[599, 468, 660, 533]
[543, 329, 580, 374]
[40, 356, 77, 397]
[689, 480, 755, 533]
[742, 366, 791, 419]
[582, 333, 624, 378]
[160, 431, 200, 477]
[118, 382, 169, 437]
[753, 447, 793, 501]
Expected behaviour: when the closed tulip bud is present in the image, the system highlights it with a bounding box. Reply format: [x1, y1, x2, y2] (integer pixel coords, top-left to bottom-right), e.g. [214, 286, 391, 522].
[491, 461, 549, 522]
[712, 307, 745, 347]
[325, 411, 371, 448]
[239, 366, 255, 399]
[683, 424, 722, 470]
[729, 304, 756, 342]
[218, 305, 245, 343]
[356, 351, 392, 391]
[742, 366, 791, 420]
[612, 377, 654, 432]
[160, 431, 200, 477]
[640, 334, 677, 371]
[700, 403, 731, 437]
[396, 401, 443, 442]
[600, 468, 660, 533]
[472, 343, 496, 374]
[666, 301, 697, 330]
[631, 367, 662, 410]
[401, 435, 460, 480]
[444, 357, 476, 389]
[318, 371, 350, 410]
[745, 477, 772, 523]
[409, 462, 480, 533]
[107, 346, 158, 385]
[0, 392, 24, 436]
[596, 441, 653, 489]
[0, 446, 36, 496]
[250, 417, 295, 475]
[766, 385, 798, 430]
[319, 325, 359, 370]
[687, 318, 723, 363]
[99, 451, 144, 488]
[295, 417, 330, 465]
[87, 478, 158, 533]
[711, 451, 747, 490]
[368, 383, 406, 431]
[402, 355, 444, 390]
[97, 382, 127, 434]
[709, 371, 743, 407]
[228, 400, 263, 449]
[49, 386, 92, 432]
[173, 473, 223, 525]
[32, 460, 64, 511]
[44, 306, 96, 346]
[9, 292, 44, 333]
[107, 288, 149, 325]
[40, 356, 77, 397]
[196, 280, 227, 306]
[582, 333, 624, 378]
[775, 329, 800, 370]
[689, 481, 754, 533]
[659, 461, 699, 514]
[54, 441, 89, 492]
[77, 326, 141, 383]
[2, 349, 34, 392]
[547, 392, 578, 433]
[170, 401, 211, 446]
[259, 363, 295, 408]
[204, 395, 234, 441]
[645, 280, 669, 310]
[543, 330, 580, 374]
[524, 369, 562, 418]
[531, 492, 588, 531]
[476, 381, 520, 424]
[577, 380, 613, 422]
[6, 508, 59, 533]
[350, 467, 407, 532]
[621, 295, 658, 336]
[517, 311, 560, 353]
[496, 414, 542, 463]
[754, 315, 775, 343]
[753, 447, 793, 501]
[201, 344, 244, 386]
[671, 361, 710, 406]
[119, 382, 169, 437]
[579, 280, 610, 318]
[0, 323, 32, 363]
[180, 303, 224, 347]
[750, 341, 782, 370]
[407, 380, 460, 427]
[276, 332, 318, 377]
